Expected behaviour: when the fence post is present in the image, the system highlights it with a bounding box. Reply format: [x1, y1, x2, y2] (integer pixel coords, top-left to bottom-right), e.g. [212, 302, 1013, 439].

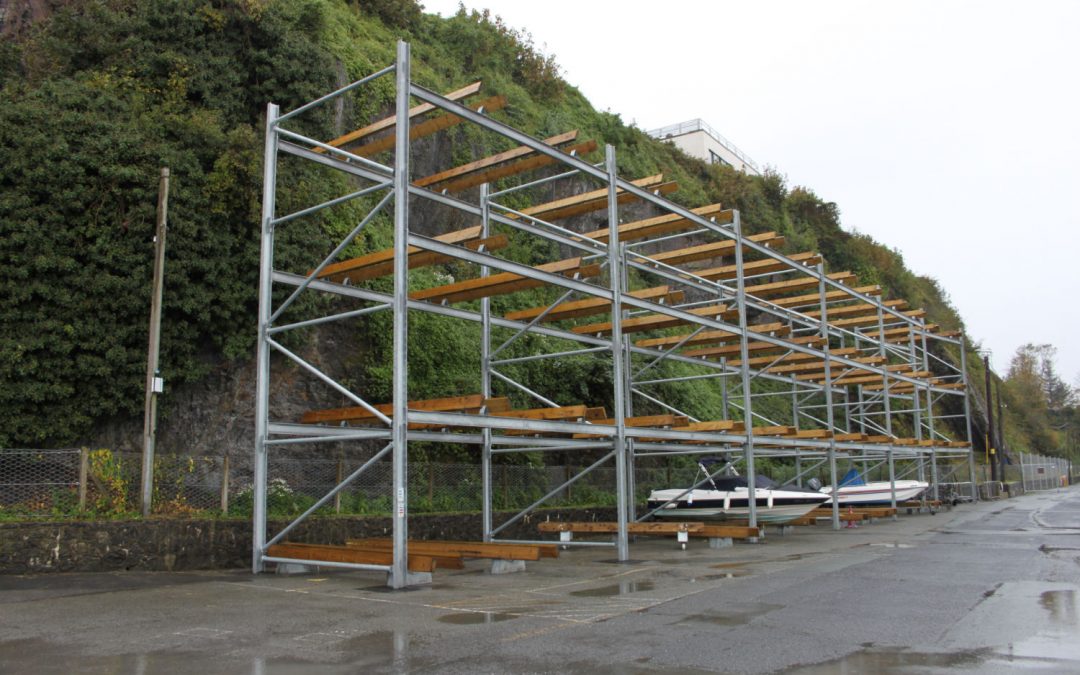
[335, 458, 344, 514]
[220, 455, 230, 513]
[78, 447, 89, 510]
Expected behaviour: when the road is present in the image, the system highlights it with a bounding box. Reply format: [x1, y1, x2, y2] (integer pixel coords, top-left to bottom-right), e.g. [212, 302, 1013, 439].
[1, 487, 1078, 673]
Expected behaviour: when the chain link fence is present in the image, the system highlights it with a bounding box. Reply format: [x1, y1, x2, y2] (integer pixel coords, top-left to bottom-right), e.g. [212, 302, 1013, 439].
[0, 449, 702, 519]
[2, 449, 1074, 520]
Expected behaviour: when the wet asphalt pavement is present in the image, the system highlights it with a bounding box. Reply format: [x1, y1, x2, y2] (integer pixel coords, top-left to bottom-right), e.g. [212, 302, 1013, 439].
[1, 487, 1078, 674]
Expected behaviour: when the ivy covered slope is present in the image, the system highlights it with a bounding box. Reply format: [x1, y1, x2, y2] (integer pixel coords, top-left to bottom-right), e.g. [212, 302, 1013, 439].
[1, 0, 976, 451]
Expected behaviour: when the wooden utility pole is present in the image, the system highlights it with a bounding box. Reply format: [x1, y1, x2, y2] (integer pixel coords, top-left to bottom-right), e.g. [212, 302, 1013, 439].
[984, 355, 996, 483]
[995, 378, 1007, 484]
[141, 167, 170, 517]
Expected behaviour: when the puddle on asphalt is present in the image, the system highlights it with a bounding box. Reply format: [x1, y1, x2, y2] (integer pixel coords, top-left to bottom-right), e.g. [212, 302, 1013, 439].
[678, 602, 782, 627]
[784, 647, 990, 673]
[437, 612, 516, 625]
[790, 584, 1080, 672]
[865, 542, 916, 549]
[0, 636, 421, 674]
[1040, 589, 1078, 624]
[695, 570, 752, 580]
[570, 580, 655, 597]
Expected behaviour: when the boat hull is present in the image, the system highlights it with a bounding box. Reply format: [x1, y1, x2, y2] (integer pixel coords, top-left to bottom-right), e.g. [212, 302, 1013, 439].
[821, 480, 929, 505]
[647, 488, 829, 524]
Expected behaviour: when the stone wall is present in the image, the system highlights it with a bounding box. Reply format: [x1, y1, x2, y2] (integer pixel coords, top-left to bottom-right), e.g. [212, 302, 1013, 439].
[0, 507, 617, 574]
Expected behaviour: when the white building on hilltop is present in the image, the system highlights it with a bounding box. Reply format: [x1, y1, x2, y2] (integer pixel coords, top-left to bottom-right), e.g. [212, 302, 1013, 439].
[646, 119, 761, 176]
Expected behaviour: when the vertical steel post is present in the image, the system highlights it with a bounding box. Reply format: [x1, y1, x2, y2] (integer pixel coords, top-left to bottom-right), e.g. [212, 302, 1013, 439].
[480, 183, 493, 541]
[959, 334, 978, 501]
[389, 40, 411, 588]
[910, 330, 925, 483]
[141, 167, 170, 517]
[920, 332, 939, 500]
[732, 212, 758, 530]
[720, 360, 729, 419]
[606, 145, 630, 561]
[876, 304, 897, 516]
[818, 264, 840, 529]
[791, 378, 800, 431]
[253, 103, 279, 573]
[622, 241, 638, 522]
[856, 386, 866, 433]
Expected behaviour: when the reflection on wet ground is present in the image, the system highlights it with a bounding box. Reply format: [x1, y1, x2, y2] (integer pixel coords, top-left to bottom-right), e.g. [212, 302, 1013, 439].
[678, 602, 782, 627]
[570, 579, 655, 597]
[437, 611, 516, 624]
[786, 581, 1080, 673]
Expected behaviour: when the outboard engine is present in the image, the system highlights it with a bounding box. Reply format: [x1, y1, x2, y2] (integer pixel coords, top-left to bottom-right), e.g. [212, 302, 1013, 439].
[807, 477, 822, 491]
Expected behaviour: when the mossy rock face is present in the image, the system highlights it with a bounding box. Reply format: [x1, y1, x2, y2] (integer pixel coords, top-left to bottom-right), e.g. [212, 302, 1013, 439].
[0, 0, 992, 458]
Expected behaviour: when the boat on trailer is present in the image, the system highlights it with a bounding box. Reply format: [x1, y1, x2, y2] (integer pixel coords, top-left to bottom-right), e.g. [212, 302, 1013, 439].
[647, 460, 830, 524]
[820, 469, 929, 505]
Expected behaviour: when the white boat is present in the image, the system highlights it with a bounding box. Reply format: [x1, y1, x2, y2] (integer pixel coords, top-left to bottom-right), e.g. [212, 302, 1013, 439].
[820, 469, 929, 505]
[647, 462, 830, 524]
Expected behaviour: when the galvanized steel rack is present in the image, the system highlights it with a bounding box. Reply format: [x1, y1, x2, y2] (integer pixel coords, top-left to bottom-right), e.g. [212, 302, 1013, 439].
[254, 41, 977, 587]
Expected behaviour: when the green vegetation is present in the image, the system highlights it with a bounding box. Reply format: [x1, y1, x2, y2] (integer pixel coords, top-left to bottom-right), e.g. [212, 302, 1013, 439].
[0, 0, 1071, 468]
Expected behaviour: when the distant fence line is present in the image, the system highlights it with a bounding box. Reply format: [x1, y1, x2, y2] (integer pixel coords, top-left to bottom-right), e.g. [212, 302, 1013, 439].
[0, 448, 1074, 519]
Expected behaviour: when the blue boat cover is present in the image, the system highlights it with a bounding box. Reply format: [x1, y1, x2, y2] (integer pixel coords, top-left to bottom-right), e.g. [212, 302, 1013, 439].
[838, 468, 866, 487]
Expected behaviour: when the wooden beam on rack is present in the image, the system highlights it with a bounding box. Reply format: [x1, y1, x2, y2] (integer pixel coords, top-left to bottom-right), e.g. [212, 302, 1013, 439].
[833, 433, 868, 442]
[635, 322, 791, 350]
[350, 95, 508, 158]
[301, 394, 511, 425]
[637, 418, 747, 442]
[515, 174, 676, 222]
[726, 347, 859, 369]
[491, 405, 590, 421]
[763, 354, 885, 376]
[795, 363, 918, 382]
[820, 369, 933, 387]
[829, 309, 927, 330]
[267, 543, 459, 572]
[766, 285, 882, 309]
[635, 232, 784, 268]
[436, 140, 599, 193]
[316, 233, 508, 284]
[414, 130, 580, 189]
[680, 335, 825, 360]
[572, 414, 689, 438]
[863, 324, 939, 340]
[345, 538, 557, 561]
[325, 81, 483, 150]
[504, 285, 681, 323]
[750, 425, 797, 436]
[572, 303, 733, 336]
[742, 272, 858, 299]
[411, 257, 601, 305]
[583, 204, 731, 244]
[802, 299, 908, 320]
[695, 251, 821, 282]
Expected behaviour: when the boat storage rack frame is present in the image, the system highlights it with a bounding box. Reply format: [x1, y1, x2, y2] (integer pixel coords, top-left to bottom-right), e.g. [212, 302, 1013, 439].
[254, 41, 977, 587]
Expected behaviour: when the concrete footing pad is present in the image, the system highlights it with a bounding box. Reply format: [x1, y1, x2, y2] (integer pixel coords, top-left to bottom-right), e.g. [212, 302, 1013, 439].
[489, 559, 527, 574]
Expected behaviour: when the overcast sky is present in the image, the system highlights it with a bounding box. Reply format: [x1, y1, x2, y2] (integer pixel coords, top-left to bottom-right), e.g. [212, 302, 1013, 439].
[422, 0, 1080, 382]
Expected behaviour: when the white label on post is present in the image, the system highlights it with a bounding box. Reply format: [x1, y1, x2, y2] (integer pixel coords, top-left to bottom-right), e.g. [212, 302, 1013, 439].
[152, 377, 164, 394]
[397, 487, 405, 517]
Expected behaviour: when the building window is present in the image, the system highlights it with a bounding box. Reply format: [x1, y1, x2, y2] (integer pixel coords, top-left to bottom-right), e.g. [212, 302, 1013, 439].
[709, 150, 730, 167]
